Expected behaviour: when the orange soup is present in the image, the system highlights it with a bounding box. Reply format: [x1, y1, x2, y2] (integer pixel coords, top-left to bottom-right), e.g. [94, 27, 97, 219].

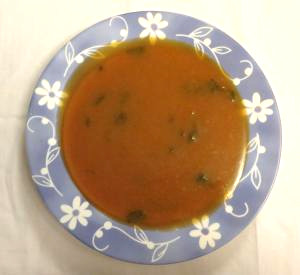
[61, 39, 248, 228]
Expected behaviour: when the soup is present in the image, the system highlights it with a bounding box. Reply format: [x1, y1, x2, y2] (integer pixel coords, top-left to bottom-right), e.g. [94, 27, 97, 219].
[61, 39, 248, 228]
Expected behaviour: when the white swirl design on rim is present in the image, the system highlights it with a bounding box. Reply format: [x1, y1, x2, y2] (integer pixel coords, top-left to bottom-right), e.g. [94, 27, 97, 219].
[224, 134, 266, 217]
[92, 221, 180, 263]
[224, 201, 249, 218]
[176, 27, 253, 86]
[239, 133, 265, 189]
[27, 116, 63, 196]
[63, 15, 128, 77]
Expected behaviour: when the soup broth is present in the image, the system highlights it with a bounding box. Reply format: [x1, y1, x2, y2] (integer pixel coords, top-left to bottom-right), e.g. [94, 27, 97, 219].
[61, 39, 248, 228]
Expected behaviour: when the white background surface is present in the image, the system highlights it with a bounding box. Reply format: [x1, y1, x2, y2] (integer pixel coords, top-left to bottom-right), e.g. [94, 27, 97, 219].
[0, 0, 299, 274]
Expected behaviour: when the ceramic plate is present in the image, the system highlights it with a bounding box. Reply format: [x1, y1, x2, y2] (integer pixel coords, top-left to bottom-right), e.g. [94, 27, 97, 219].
[25, 11, 281, 264]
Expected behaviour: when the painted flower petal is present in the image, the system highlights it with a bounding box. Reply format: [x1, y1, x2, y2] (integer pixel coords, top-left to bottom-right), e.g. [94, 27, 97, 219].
[41, 79, 51, 91]
[54, 97, 63, 106]
[242, 99, 254, 108]
[263, 108, 273, 115]
[245, 107, 254, 115]
[68, 217, 77, 230]
[155, 29, 166, 40]
[38, 96, 49, 106]
[211, 231, 221, 240]
[78, 216, 88, 226]
[47, 98, 56, 110]
[153, 13, 162, 24]
[199, 236, 208, 249]
[258, 113, 267, 123]
[72, 196, 81, 209]
[60, 91, 68, 98]
[192, 218, 203, 230]
[146, 12, 154, 22]
[79, 201, 89, 210]
[60, 204, 73, 214]
[138, 17, 150, 28]
[252, 92, 261, 106]
[189, 229, 201, 237]
[149, 31, 157, 45]
[157, 20, 168, 29]
[140, 28, 150, 38]
[261, 99, 274, 108]
[52, 81, 61, 92]
[249, 112, 258, 124]
[60, 214, 72, 224]
[54, 90, 68, 99]
[81, 209, 92, 218]
[207, 238, 216, 248]
[201, 215, 209, 228]
[209, 222, 220, 231]
[54, 90, 60, 97]
[35, 87, 48, 96]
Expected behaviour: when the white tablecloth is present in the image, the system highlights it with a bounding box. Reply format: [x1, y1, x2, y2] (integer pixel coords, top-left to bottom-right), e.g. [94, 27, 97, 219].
[0, 0, 299, 274]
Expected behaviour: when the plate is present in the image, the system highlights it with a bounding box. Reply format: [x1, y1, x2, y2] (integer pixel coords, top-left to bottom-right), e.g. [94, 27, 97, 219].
[25, 11, 281, 264]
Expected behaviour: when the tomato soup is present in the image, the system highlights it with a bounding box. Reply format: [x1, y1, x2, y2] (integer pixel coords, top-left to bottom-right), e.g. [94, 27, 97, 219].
[61, 39, 248, 228]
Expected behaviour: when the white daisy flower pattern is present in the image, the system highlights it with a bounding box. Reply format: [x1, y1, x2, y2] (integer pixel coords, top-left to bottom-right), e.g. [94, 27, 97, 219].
[242, 92, 274, 124]
[60, 196, 92, 230]
[138, 12, 168, 44]
[35, 79, 67, 110]
[189, 216, 221, 249]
